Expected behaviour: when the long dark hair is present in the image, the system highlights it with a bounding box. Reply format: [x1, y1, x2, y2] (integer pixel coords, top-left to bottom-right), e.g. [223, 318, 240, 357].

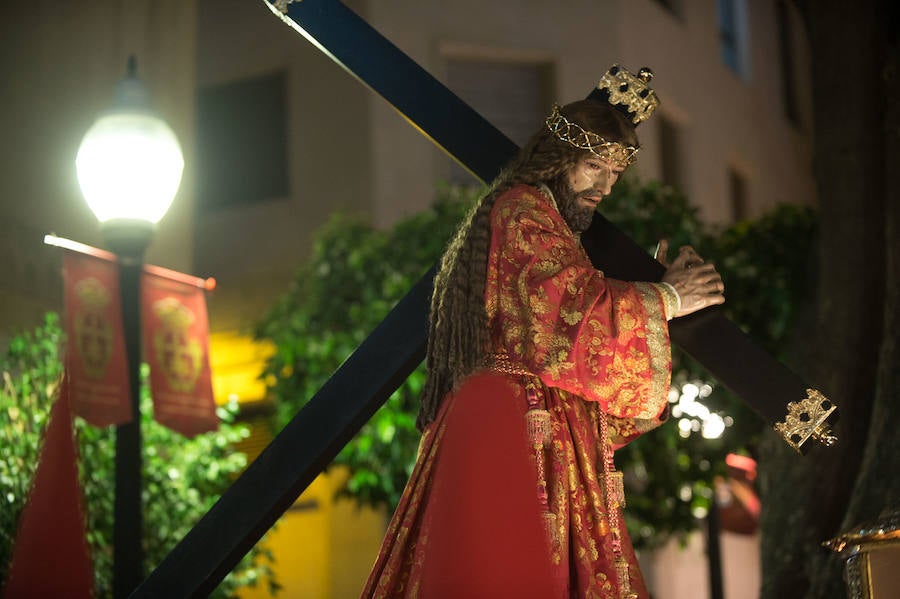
[416, 100, 638, 429]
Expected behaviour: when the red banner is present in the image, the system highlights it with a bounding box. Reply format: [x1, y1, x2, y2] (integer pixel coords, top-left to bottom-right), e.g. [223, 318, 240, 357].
[62, 250, 132, 427]
[3, 375, 94, 599]
[141, 270, 218, 437]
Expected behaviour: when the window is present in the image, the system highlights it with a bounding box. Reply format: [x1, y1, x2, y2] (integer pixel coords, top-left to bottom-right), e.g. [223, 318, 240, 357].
[728, 168, 748, 221]
[717, 0, 750, 78]
[658, 114, 682, 189]
[775, 0, 799, 125]
[196, 71, 288, 208]
[444, 58, 553, 185]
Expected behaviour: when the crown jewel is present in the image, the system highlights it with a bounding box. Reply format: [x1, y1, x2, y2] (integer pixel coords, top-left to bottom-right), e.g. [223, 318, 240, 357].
[545, 105, 639, 168]
[596, 64, 660, 125]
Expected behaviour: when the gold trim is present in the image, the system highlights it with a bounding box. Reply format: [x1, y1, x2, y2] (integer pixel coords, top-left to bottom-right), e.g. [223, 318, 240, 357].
[846, 553, 873, 599]
[825, 529, 900, 556]
[545, 104, 639, 168]
[824, 507, 900, 599]
[773, 388, 838, 454]
[634, 282, 671, 421]
[651, 282, 680, 321]
[825, 507, 900, 555]
[485, 353, 533, 377]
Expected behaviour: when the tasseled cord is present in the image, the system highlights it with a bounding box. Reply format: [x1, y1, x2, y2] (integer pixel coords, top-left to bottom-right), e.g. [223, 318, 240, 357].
[600, 413, 638, 599]
[487, 356, 561, 553]
[525, 383, 557, 549]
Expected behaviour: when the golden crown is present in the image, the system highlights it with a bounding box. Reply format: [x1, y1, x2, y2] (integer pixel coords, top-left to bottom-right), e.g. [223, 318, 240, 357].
[545, 104, 639, 168]
[596, 64, 660, 125]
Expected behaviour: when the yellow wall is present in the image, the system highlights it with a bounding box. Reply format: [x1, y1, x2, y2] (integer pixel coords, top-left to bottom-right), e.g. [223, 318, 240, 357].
[210, 332, 387, 599]
[239, 468, 388, 599]
[209, 331, 274, 406]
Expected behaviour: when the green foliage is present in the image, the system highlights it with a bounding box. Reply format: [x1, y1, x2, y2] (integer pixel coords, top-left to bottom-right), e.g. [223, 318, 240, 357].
[600, 178, 711, 256]
[257, 183, 479, 507]
[257, 178, 817, 548]
[0, 313, 64, 575]
[714, 203, 818, 357]
[0, 313, 278, 597]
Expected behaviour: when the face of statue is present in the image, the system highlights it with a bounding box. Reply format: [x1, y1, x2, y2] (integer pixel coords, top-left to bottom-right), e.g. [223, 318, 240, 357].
[552, 155, 623, 233]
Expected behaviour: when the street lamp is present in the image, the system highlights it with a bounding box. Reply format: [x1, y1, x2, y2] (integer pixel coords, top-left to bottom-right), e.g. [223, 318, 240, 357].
[75, 55, 184, 598]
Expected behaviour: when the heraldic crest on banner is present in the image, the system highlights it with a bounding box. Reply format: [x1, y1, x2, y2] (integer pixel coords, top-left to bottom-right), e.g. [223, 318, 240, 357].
[152, 297, 203, 393]
[73, 277, 114, 380]
[54, 237, 217, 434]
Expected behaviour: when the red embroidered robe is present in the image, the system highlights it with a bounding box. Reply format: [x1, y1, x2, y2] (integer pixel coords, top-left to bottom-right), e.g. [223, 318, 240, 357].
[362, 184, 672, 598]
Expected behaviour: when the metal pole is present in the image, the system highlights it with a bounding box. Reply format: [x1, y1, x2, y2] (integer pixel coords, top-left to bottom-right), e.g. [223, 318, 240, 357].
[106, 223, 153, 599]
[706, 496, 724, 599]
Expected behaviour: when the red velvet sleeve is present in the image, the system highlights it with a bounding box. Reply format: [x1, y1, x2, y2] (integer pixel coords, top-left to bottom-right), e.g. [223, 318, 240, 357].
[485, 185, 672, 427]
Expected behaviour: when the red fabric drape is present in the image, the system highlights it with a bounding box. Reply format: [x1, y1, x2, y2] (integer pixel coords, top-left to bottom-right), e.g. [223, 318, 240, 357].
[3, 376, 93, 598]
[363, 373, 562, 598]
[417, 373, 562, 598]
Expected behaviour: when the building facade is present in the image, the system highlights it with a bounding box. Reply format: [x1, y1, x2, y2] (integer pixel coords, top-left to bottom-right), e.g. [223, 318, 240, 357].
[194, 0, 814, 344]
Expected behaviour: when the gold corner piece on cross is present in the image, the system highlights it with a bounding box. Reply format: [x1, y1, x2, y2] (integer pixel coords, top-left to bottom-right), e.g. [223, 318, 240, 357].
[774, 388, 838, 455]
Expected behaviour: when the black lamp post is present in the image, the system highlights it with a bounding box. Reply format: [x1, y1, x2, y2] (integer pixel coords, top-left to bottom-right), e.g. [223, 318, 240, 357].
[75, 56, 184, 598]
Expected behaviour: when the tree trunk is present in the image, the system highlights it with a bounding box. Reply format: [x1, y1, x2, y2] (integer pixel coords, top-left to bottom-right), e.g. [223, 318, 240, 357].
[837, 0, 900, 551]
[759, 2, 898, 597]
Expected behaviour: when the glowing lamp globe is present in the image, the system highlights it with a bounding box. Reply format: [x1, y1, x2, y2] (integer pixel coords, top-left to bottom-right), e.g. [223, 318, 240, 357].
[76, 58, 183, 227]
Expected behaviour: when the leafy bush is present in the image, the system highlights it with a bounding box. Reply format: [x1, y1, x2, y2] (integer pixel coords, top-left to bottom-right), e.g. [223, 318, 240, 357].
[257, 183, 477, 507]
[0, 313, 63, 575]
[0, 313, 278, 597]
[257, 178, 817, 548]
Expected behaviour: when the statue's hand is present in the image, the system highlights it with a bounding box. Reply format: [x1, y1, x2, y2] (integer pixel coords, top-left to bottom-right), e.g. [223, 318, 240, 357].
[658, 242, 725, 317]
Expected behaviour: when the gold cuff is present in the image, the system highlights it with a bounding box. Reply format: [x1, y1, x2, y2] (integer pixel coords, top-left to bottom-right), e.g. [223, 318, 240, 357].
[654, 282, 681, 320]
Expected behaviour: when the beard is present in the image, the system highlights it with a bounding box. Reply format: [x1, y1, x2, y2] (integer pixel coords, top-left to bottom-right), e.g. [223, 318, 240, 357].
[548, 176, 597, 233]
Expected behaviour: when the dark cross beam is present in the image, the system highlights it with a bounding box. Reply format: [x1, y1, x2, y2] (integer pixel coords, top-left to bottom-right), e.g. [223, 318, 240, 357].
[133, 1, 832, 595]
